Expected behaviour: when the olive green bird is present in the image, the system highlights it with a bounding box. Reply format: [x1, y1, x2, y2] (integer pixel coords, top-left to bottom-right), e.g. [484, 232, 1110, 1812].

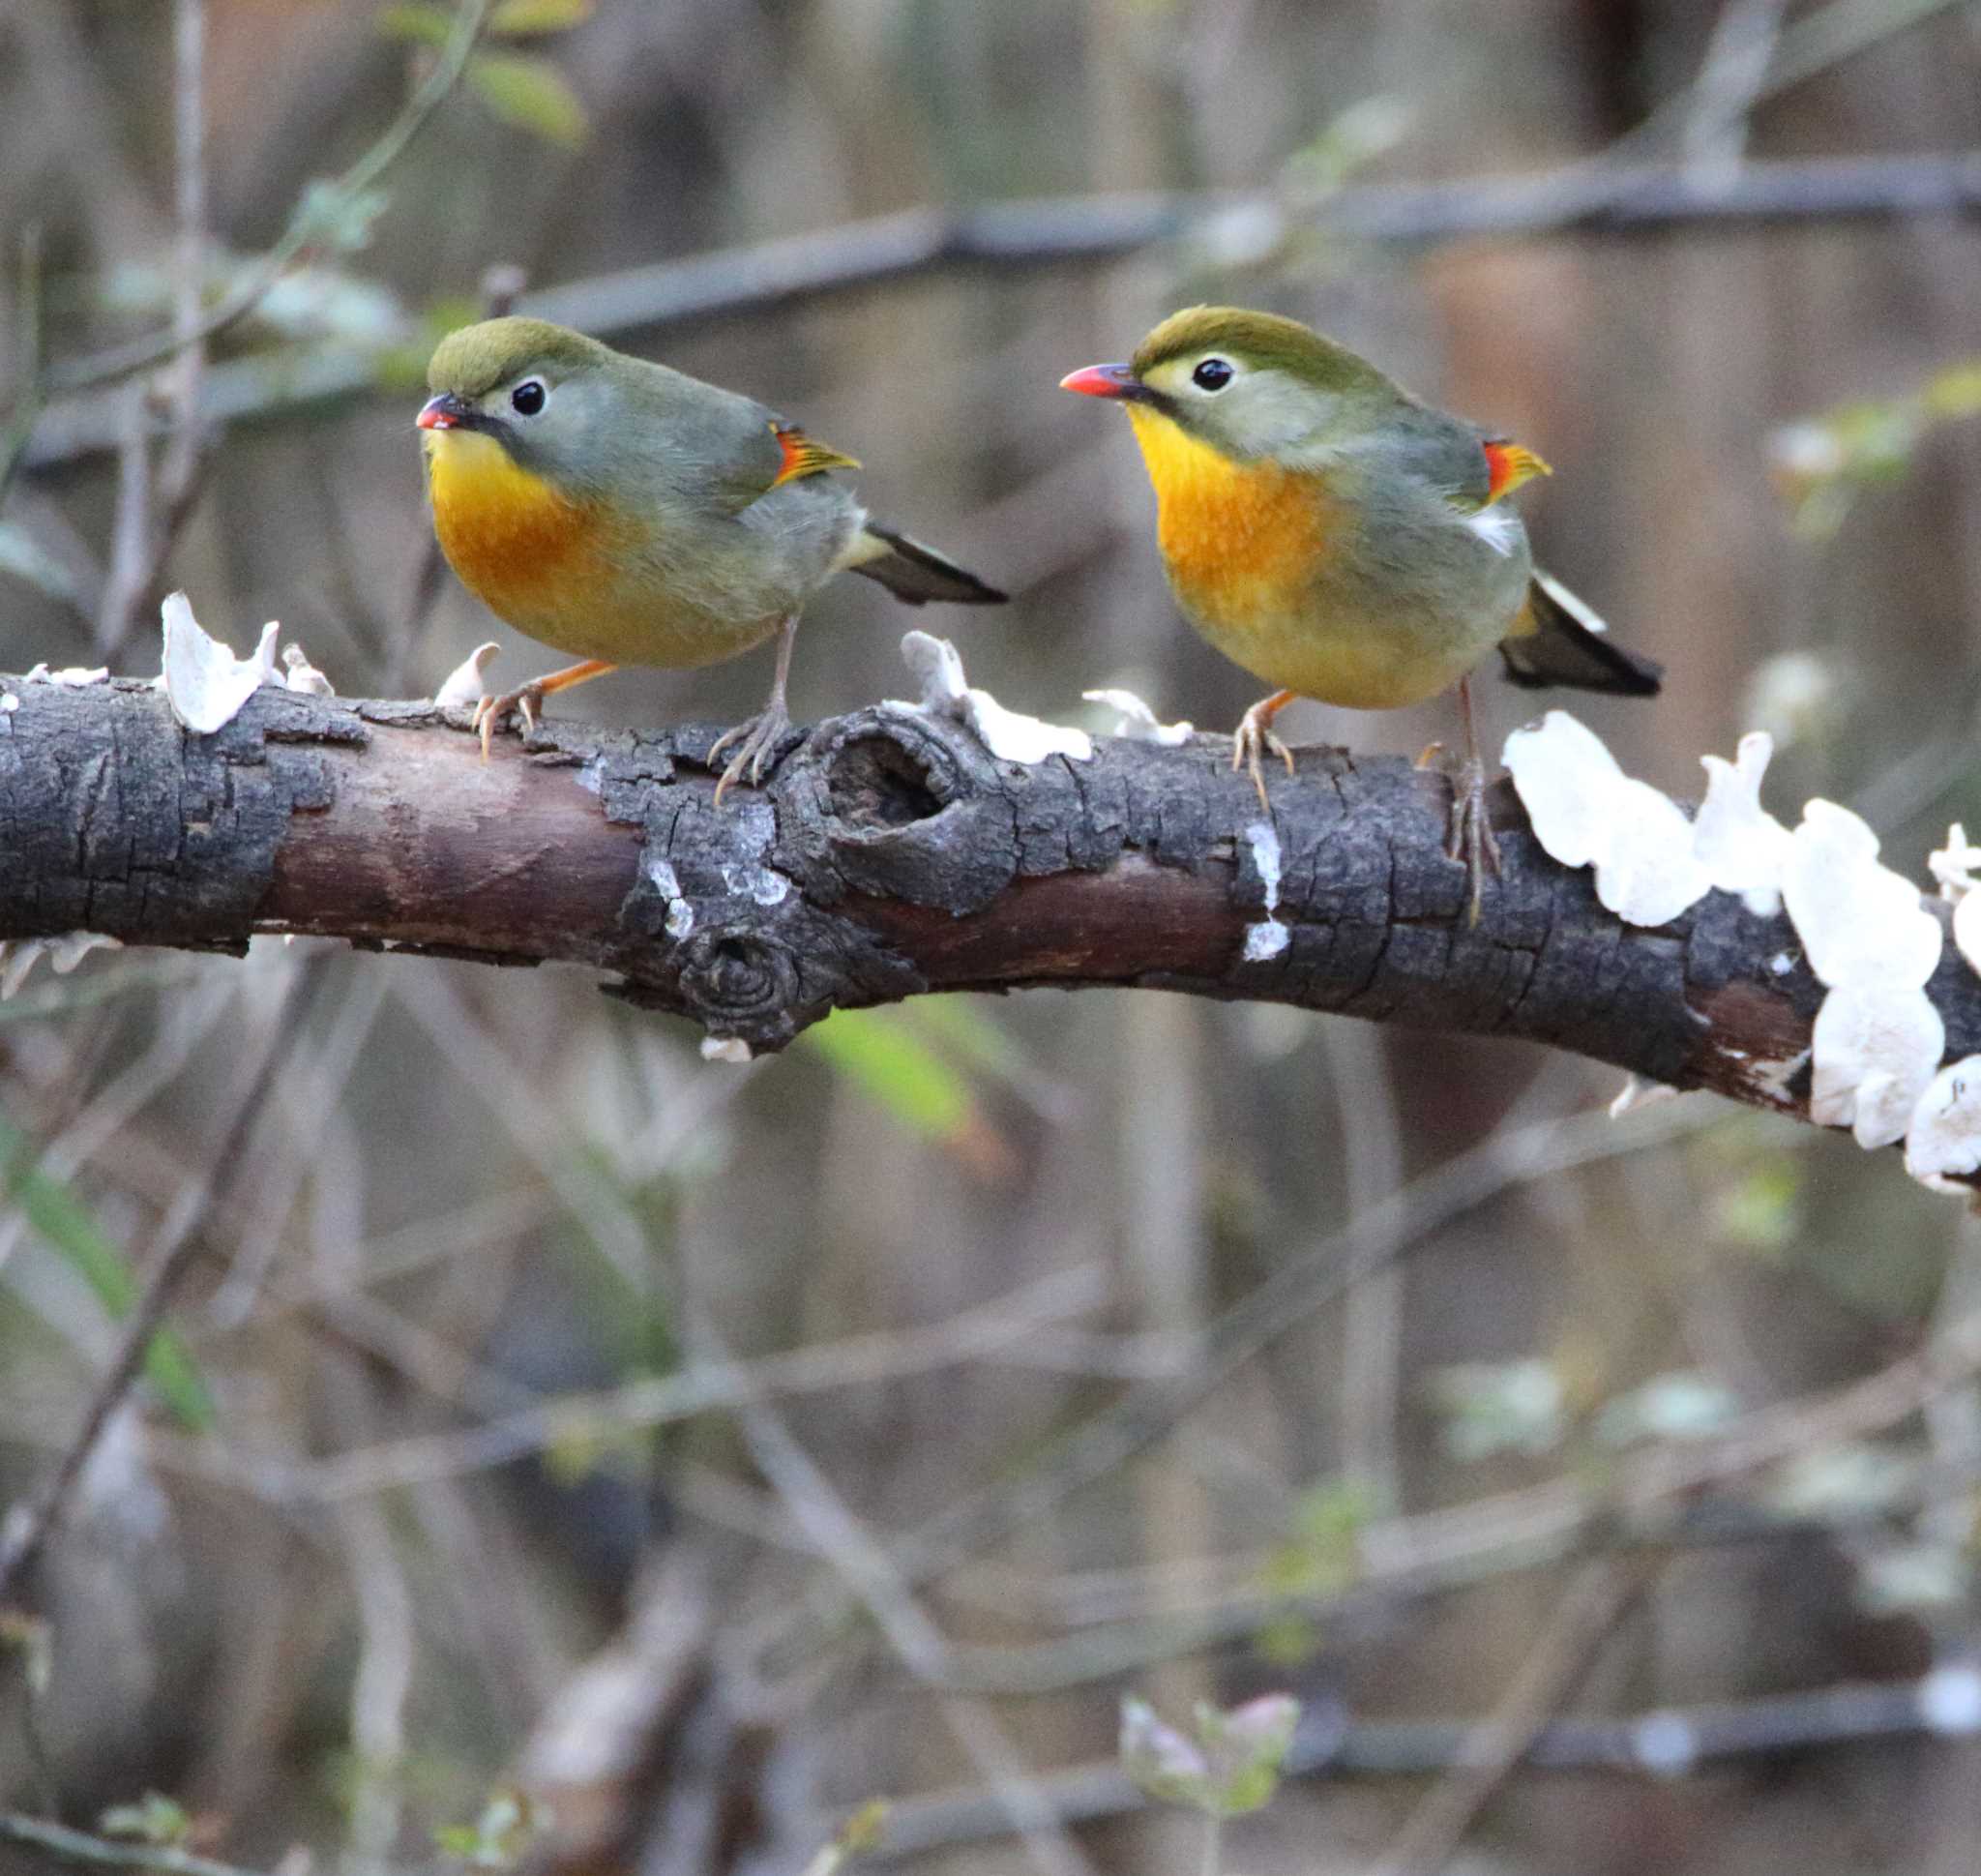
[1062, 306, 1662, 917]
[418, 317, 1004, 797]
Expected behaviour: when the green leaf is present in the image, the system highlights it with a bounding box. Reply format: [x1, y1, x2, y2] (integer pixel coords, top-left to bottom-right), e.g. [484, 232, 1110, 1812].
[0, 1117, 216, 1431]
[490, 0, 595, 33]
[100, 1794, 192, 1847]
[801, 1009, 973, 1141]
[467, 51, 588, 148]
[294, 181, 393, 254]
[374, 3, 456, 46]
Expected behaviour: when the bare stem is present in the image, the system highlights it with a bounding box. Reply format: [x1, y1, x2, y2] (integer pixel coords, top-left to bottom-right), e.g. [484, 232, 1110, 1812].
[48, 0, 496, 396]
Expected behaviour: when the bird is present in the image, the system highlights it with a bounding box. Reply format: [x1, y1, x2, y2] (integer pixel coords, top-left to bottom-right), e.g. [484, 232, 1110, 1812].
[1060, 306, 1660, 919]
[417, 317, 1005, 798]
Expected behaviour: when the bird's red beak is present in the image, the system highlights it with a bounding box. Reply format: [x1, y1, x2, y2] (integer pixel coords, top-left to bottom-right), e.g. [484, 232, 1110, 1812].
[1058, 362, 1142, 401]
[417, 392, 469, 431]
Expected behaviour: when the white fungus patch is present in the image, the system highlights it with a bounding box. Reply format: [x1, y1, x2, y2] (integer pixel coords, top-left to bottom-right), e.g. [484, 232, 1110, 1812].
[1241, 818, 1290, 963]
[1502, 713, 1709, 926]
[1773, 799, 1947, 1152]
[700, 1036, 753, 1064]
[722, 863, 789, 908]
[1929, 824, 1981, 979]
[643, 854, 695, 940]
[1929, 823, 1981, 900]
[281, 642, 335, 696]
[897, 631, 1093, 764]
[1904, 1059, 1981, 1192]
[0, 931, 123, 999]
[1503, 713, 1974, 1181]
[1781, 802, 1940, 991]
[25, 663, 110, 687]
[1609, 1075, 1680, 1118]
[1810, 982, 1945, 1149]
[1081, 687, 1195, 745]
[159, 593, 281, 733]
[433, 641, 500, 709]
[1693, 733, 1791, 916]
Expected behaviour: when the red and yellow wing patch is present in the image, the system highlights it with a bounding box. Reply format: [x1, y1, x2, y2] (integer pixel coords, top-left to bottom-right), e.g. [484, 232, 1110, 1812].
[770, 424, 862, 488]
[1482, 439, 1552, 504]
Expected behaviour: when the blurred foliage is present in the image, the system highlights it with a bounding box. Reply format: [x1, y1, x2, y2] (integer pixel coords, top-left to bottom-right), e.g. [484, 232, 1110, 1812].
[1772, 360, 1981, 539]
[377, 0, 593, 150]
[0, 1115, 214, 1430]
[1118, 1692, 1301, 1820]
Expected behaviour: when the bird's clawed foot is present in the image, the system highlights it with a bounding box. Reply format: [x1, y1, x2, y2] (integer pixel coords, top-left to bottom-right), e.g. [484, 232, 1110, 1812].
[471, 682, 546, 761]
[1445, 754, 1501, 926]
[1231, 692, 1297, 811]
[708, 700, 793, 806]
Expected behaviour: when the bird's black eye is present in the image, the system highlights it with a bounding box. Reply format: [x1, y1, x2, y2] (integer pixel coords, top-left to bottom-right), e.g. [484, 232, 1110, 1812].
[510, 379, 546, 416]
[1192, 357, 1234, 392]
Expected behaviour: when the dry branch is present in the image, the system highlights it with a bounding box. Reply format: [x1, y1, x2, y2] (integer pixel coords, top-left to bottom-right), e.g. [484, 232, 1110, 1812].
[0, 674, 1955, 1117]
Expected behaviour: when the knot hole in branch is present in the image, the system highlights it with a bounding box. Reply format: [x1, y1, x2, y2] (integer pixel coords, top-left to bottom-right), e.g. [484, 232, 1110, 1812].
[826, 734, 947, 828]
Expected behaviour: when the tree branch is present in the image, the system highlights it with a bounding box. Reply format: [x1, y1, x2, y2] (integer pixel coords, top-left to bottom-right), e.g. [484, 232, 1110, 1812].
[21, 150, 1981, 472]
[0, 675, 1953, 1120]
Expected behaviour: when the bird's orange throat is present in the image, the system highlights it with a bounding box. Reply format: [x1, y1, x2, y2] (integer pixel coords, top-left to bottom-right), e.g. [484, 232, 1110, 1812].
[1123, 407, 1341, 628]
[423, 429, 604, 621]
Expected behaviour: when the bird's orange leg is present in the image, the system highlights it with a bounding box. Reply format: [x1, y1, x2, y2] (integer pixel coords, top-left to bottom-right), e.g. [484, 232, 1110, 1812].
[708, 615, 800, 806]
[1232, 689, 1298, 810]
[1444, 672, 1501, 925]
[471, 659, 616, 761]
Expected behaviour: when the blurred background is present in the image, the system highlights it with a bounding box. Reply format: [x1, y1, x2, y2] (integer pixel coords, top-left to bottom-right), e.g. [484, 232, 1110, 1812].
[2, 2, 1981, 1872]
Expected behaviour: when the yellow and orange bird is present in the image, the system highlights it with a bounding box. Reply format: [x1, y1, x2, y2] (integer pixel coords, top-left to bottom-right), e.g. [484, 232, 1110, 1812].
[418, 317, 1004, 797]
[1063, 306, 1660, 916]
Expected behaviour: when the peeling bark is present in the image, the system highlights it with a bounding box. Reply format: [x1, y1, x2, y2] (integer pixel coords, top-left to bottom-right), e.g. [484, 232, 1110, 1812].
[0, 675, 1950, 1129]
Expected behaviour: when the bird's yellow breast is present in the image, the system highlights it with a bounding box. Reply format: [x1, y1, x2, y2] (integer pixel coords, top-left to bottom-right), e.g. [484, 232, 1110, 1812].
[424, 429, 616, 632]
[1125, 406, 1344, 632]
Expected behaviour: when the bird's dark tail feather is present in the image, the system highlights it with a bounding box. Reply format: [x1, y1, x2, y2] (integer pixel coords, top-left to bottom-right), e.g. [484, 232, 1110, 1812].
[844, 521, 1007, 607]
[1498, 572, 1662, 697]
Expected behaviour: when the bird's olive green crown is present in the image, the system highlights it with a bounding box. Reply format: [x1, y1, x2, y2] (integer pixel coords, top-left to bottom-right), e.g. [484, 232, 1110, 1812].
[1132, 305, 1396, 395]
[427, 317, 613, 397]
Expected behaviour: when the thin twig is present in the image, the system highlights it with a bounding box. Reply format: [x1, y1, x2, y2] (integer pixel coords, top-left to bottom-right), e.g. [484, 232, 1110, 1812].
[45, 0, 496, 396]
[21, 150, 1981, 476]
[760, 1096, 1717, 1676]
[1366, 1557, 1654, 1876]
[0, 1810, 273, 1876]
[863, 1657, 1981, 1864]
[0, 962, 320, 1611]
[721, 1328, 1101, 1876]
[0, 222, 44, 512]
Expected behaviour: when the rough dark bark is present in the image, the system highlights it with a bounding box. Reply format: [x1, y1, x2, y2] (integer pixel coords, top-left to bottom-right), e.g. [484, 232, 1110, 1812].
[0, 674, 1953, 1122]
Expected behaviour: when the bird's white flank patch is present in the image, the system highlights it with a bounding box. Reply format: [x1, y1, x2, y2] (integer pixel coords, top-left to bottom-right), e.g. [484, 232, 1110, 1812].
[897, 632, 1093, 764]
[158, 592, 281, 733]
[1465, 507, 1522, 557]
